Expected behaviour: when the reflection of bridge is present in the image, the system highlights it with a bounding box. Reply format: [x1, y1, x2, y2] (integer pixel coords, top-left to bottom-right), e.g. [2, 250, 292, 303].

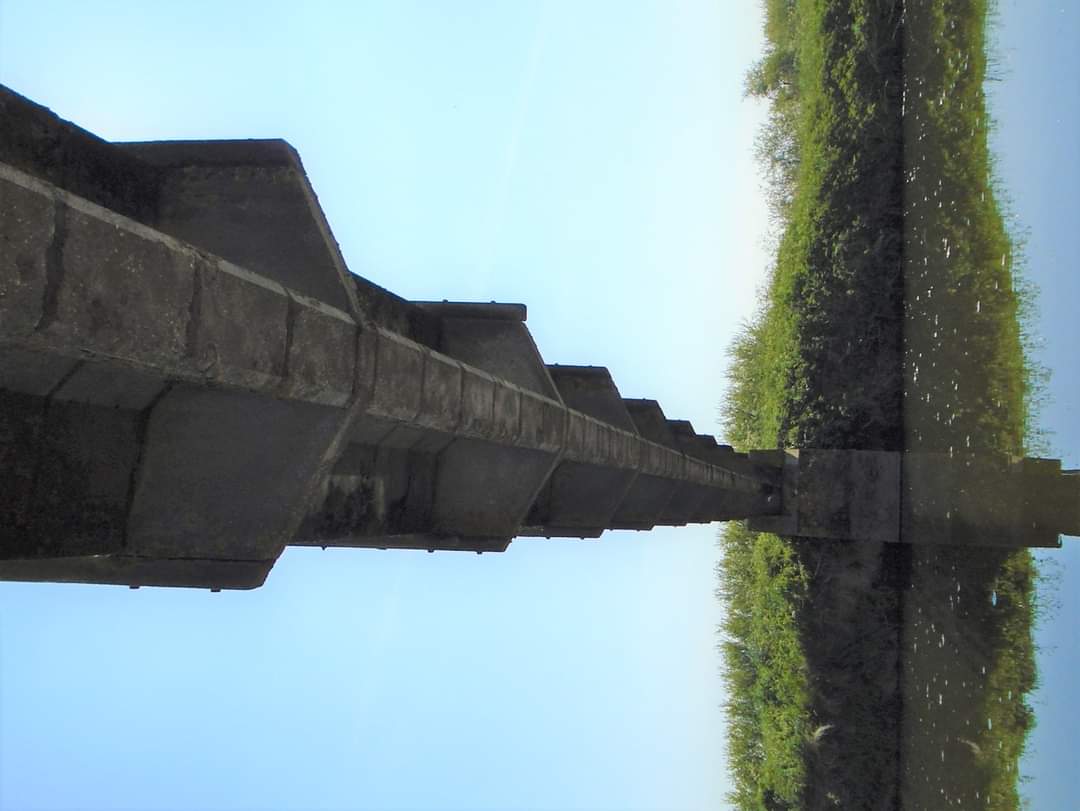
[1, 87, 1075, 589]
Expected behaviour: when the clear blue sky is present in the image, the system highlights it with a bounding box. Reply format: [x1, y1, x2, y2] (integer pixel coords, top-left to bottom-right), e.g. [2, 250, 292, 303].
[1, 2, 1077, 810]
[0, 3, 770, 810]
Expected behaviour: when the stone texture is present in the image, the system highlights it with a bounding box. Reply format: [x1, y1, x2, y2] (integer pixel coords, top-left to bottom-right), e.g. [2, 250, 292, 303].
[127, 385, 346, 562]
[283, 297, 356, 406]
[369, 329, 424, 422]
[436, 314, 561, 399]
[118, 141, 356, 315]
[190, 258, 288, 389]
[0, 174, 52, 337]
[48, 204, 194, 364]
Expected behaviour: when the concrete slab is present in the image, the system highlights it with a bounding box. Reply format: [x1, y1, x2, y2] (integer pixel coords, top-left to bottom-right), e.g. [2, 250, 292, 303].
[416, 351, 463, 434]
[45, 203, 194, 363]
[437, 314, 561, 399]
[30, 399, 140, 557]
[191, 257, 289, 389]
[127, 385, 345, 561]
[623, 399, 678, 446]
[118, 140, 357, 316]
[432, 438, 554, 538]
[517, 390, 566, 453]
[0, 554, 272, 590]
[0, 390, 139, 559]
[0, 173, 53, 337]
[0, 388, 46, 552]
[369, 329, 424, 422]
[530, 460, 637, 530]
[548, 366, 636, 432]
[282, 296, 356, 406]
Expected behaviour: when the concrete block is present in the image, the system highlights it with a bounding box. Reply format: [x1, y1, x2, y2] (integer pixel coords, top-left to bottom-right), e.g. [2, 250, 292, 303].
[565, 410, 587, 458]
[0, 554, 273, 590]
[610, 473, 680, 529]
[299, 445, 381, 539]
[580, 416, 601, 461]
[0, 347, 80, 397]
[369, 329, 423, 422]
[491, 382, 521, 443]
[435, 314, 561, 400]
[638, 441, 663, 477]
[128, 385, 345, 561]
[28, 399, 140, 557]
[0, 174, 52, 337]
[353, 327, 378, 406]
[533, 460, 637, 530]
[416, 351, 462, 434]
[623, 399, 678, 446]
[459, 366, 497, 438]
[119, 141, 356, 315]
[0, 388, 45, 551]
[0, 391, 139, 559]
[46, 204, 194, 364]
[610, 427, 639, 469]
[518, 391, 565, 453]
[657, 481, 708, 526]
[667, 419, 697, 441]
[548, 366, 636, 431]
[432, 438, 555, 538]
[1030, 470, 1080, 537]
[191, 258, 288, 389]
[354, 279, 441, 348]
[696, 489, 779, 524]
[282, 296, 356, 406]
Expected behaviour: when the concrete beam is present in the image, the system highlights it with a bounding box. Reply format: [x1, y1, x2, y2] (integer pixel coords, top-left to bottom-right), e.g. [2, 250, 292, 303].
[548, 365, 637, 432]
[428, 304, 561, 400]
[117, 139, 360, 318]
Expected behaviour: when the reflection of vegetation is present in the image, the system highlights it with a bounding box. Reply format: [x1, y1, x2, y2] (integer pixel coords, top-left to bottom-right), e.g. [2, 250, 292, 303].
[717, 0, 1043, 808]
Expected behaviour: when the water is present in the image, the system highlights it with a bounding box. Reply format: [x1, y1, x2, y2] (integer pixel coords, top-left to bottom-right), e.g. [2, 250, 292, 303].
[895, 3, 1065, 807]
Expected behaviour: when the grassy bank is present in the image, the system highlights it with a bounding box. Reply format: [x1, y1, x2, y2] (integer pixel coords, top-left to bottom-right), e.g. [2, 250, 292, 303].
[717, 0, 1042, 808]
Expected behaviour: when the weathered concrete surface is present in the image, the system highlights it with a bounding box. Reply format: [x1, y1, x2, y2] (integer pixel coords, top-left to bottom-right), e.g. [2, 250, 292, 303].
[118, 140, 359, 317]
[428, 304, 561, 400]
[126, 386, 347, 562]
[4, 85, 1072, 593]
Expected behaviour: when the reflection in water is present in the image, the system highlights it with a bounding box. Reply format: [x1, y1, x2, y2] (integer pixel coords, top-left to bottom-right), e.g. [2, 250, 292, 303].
[720, 0, 1066, 808]
[901, 2, 1040, 808]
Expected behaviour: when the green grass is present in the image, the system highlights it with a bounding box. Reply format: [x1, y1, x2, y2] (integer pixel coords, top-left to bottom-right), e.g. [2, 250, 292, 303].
[716, 1, 1044, 807]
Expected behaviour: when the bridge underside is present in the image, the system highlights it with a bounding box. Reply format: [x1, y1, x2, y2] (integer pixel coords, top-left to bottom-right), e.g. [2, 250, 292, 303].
[0, 86, 782, 590]
[1, 86, 1075, 591]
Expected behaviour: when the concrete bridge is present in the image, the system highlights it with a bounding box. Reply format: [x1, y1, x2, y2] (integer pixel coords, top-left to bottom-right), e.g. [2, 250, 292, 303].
[0, 86, 1076, 590]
